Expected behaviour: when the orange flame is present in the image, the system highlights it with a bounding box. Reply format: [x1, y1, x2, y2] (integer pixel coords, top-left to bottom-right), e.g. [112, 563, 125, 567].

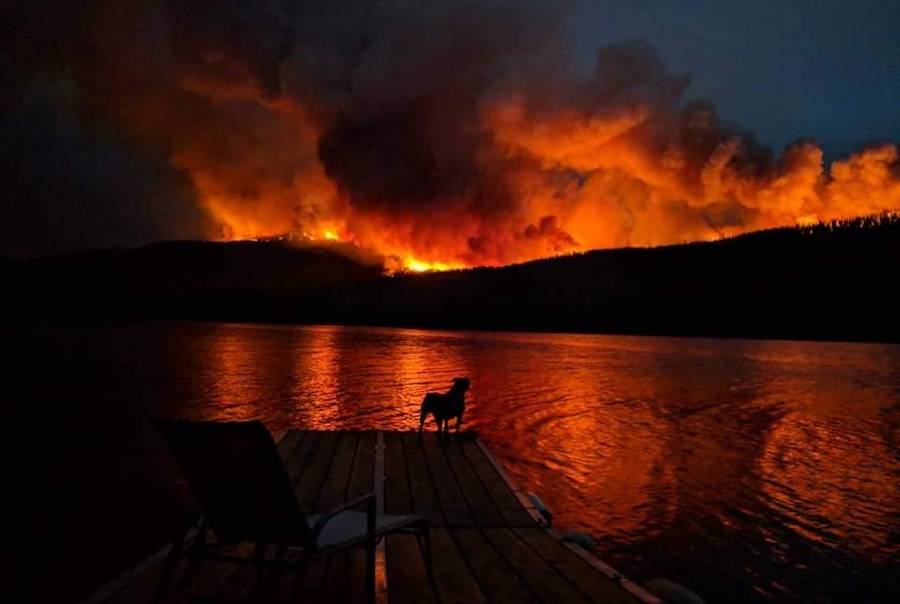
[196, 127, 900, 272]
[21, 2, 897, 272]
[92, 12, 900, 273]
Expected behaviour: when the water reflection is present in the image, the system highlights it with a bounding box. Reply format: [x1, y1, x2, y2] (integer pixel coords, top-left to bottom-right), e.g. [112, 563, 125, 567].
[8, 322, 897, 603]
[294, 326, 343, 428]
[207, 331, 264, 414]
[185, 325, 899, 598]
[759, 414, 899, 558]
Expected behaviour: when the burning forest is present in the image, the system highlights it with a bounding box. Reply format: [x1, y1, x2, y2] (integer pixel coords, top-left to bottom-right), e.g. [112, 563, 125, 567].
[4, 1, 900, 270]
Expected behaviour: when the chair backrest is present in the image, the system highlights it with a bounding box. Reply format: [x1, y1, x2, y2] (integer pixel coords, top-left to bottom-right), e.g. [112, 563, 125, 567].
[154, 419, 310, 545]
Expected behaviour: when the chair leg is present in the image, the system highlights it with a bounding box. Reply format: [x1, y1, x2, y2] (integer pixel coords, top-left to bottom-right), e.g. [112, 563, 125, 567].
[365, 496, 377, 604]
[416, 523, 436, 594]
[416, 523, 432, 570]
[365, 541, 376, 604]
[154, 529, 187, 604]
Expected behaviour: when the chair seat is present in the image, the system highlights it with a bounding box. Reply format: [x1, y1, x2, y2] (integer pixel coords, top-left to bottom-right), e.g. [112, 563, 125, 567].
[306, 511, 422, 549]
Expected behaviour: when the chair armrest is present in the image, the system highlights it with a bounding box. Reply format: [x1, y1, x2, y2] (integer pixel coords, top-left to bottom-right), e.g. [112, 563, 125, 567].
[309, 493, 376, 539]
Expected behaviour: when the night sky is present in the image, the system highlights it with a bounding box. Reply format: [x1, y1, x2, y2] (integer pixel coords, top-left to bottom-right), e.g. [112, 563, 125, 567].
[569, 0, 900, 156]
[2, 0, 899, 259]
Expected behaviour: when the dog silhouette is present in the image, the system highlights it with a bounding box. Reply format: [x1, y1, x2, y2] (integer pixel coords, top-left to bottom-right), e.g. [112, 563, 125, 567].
[419, 377, 470, 436]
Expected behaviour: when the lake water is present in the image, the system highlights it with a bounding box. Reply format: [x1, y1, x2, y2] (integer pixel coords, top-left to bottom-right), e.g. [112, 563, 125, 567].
[7, 322, 900, 602]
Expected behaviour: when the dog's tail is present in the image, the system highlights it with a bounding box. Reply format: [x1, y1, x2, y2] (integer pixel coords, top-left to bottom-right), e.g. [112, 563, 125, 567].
[418, 396, 430, 434]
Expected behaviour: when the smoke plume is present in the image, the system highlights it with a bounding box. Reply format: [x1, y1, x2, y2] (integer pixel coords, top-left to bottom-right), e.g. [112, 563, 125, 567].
[3, 1, 899, 266]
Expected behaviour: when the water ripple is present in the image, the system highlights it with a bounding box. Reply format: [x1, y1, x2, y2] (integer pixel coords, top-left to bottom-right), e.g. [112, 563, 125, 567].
[5, 322, 899, 603]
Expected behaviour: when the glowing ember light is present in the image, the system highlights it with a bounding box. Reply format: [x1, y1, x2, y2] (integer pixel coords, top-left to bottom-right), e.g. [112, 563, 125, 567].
[115, 20, 900, 272]
[192, 122, 900, 272]
[10, 0, 894, 273]
[404, 258, 459, 273]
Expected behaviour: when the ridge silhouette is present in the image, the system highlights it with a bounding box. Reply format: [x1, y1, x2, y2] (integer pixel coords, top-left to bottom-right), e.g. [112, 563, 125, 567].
[4, 213, 898, 342]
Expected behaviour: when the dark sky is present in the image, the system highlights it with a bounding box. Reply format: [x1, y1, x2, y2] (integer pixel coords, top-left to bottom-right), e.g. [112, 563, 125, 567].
[570, 0, 900, 157]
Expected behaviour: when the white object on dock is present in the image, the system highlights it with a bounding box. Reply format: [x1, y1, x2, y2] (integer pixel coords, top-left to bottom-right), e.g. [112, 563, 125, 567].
[644, 578, 705, 604]
[527, 492, 553, 525]
[561, 531, 598, 550]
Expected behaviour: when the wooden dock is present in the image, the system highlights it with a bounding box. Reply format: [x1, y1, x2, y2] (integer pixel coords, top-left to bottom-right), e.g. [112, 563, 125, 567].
[87, 431, 660, 604]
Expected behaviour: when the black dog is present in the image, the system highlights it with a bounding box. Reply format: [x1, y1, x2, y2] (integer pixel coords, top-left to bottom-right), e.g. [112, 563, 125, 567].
[419, 377, 470, 436]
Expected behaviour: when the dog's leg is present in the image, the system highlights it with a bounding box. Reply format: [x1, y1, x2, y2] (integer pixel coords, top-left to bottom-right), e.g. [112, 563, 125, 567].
[419, 400, 429, 436]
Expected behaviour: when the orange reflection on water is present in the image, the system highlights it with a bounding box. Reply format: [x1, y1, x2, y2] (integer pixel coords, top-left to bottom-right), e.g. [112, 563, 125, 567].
[190, 323, 900, 589]
[490, 356, 679, 538]
[205, 329, 267, 420]
[291, 326, 344, 429]
[759, 414, 900, 559]
[13, 322, 897, 603]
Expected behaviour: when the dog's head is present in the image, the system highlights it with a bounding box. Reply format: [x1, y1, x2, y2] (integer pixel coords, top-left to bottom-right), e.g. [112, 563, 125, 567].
[452, 377, 471, 391]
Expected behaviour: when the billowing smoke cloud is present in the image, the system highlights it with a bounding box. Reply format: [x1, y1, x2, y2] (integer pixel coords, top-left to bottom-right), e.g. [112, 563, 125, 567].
[3, 1, 899, 265]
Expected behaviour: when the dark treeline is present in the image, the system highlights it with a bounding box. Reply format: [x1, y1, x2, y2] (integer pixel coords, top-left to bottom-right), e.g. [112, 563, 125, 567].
[5, 213, 900, 342]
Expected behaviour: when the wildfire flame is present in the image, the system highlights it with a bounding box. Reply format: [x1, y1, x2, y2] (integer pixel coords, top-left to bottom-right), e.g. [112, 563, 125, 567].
[24, 3, 899, 271]
[393, 257, 463, 274]
[208, 133, 900, 273]
[182, 35, 900, 273]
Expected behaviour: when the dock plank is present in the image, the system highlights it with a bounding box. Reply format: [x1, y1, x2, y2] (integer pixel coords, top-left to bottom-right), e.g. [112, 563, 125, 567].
[294, 431, 341, 514]
[514, 528, 640, 604]
[317, 432, 372, 601]
[316, 431, 358, 513]
[449, 528, 536, 602]
[274, 554, 329, 602]
[284, 430, 321, 485]
[401, 433, 444, 526]
[315, 549, 368, 604]
[421, 434, 475, 527]
[443, 437, 504, 527]
[275, 430, 304, 460]
[384, 432, 413, 515]
[93, 430, 646, 604]
[348, 431, 376, 500]
[461, 439, 535, 527]
[233, 549, 332, 604]
[426, 528, 488, 604]
[385, 534, 437, 604]
[483, 528, 590, 603]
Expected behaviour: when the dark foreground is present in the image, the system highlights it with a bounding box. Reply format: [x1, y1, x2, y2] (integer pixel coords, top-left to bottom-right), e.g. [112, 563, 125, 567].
[7, 323, 899, 602]
[88, 430, 651, 604]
